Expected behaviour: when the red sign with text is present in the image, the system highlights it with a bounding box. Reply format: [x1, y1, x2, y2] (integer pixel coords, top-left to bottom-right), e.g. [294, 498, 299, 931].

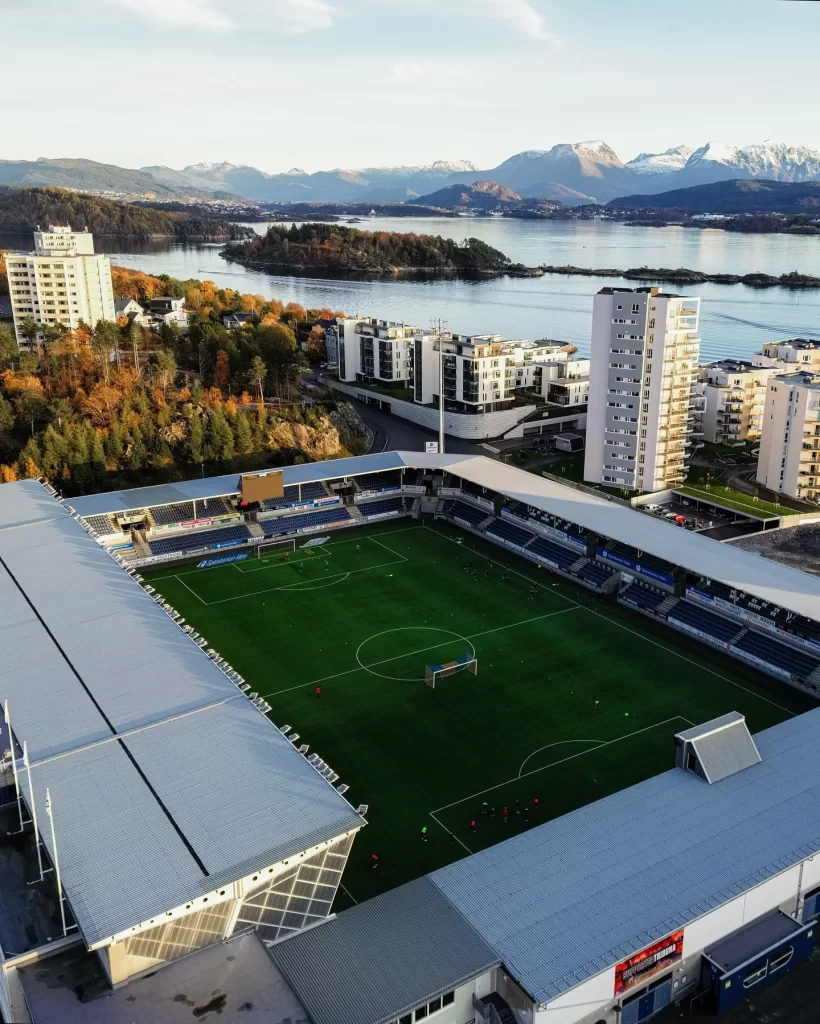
[614, 930, 684, 996]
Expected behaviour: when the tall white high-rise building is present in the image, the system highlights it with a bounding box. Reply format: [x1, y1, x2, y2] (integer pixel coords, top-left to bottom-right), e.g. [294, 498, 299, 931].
[584, 287, 701, 492]
[5, 225, 117, 346]
[756, 371, 820, 500]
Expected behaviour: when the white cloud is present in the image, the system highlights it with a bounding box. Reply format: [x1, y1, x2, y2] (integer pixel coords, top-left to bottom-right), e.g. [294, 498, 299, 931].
[479, 0, 547, 39]
[103, 0, 336, 33]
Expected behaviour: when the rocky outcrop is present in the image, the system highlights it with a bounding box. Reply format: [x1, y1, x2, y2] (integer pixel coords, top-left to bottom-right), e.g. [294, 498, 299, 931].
[328, 401, 367, 449]
[266, 416, 341, 460]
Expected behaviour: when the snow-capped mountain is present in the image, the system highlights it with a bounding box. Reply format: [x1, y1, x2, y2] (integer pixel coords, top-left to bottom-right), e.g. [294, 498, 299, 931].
[626, 145, 694, 175]
[684, 141, 820, 182]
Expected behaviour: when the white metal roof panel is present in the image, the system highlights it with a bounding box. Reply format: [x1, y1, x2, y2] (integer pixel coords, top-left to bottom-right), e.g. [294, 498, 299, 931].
[0, 482, 363, 947]
[67, 452, 408, 516]
[431, 708, 820, 1004]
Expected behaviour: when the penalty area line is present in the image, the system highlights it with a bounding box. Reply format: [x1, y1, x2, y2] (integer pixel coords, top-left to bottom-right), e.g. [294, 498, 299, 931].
[429, 811, 473, 854]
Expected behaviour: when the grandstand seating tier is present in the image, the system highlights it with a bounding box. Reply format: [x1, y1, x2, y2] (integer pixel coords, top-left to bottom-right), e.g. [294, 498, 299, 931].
[260, 507, 352, 537]
[669, 601, 741, 644]
[734, 630, 820, 679]
[576, 561, 617, 590]
[487, 518, 534, 549]
[441, 499, 487, 528]
[150, 497, 231, 526]
[84, 514, 117, 536]
[352, 471, 402, 491]
[148, 524, 251, 556]
[620, 582, 668, 611]
[528, 536, 580, 571]
[360, 496, 412, 518]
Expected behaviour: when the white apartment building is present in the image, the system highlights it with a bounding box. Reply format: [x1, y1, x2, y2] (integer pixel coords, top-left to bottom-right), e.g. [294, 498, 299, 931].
[336, 317, 576, 414]
[756, 371, 820, 501]
[754, 338, 820, 374]
[584, 287, 701, 492]
[5, 225, 116, 346]
[694, 359, 775, 444]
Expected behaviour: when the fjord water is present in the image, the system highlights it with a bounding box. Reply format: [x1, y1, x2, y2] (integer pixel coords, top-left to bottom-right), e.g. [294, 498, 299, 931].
[74, 218, 820, 360]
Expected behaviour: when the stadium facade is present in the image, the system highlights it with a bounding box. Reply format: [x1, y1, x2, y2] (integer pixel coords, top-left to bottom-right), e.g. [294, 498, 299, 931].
[4, 452, 820, 1022]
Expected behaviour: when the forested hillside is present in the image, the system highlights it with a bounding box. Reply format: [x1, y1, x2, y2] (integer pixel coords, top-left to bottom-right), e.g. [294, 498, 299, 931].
[0, 188, 251, 240]
[222, 222, 541, 276]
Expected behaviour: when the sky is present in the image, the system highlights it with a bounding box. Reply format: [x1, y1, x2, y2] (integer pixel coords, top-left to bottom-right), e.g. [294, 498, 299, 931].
[2, 0, 820, 172]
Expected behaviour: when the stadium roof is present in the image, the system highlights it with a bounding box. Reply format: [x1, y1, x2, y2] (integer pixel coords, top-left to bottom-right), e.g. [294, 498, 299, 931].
[0, 480, 362, 948]
[68, 452, 820, 621]
[271, 876, 500, 1024]
[272, 709, 820, 1019]
[66, 452, 407, 516]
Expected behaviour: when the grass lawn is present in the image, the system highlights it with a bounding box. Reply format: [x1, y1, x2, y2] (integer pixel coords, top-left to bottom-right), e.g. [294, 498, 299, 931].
[677, 484, 794, 519]
[144, 520, 815, 909]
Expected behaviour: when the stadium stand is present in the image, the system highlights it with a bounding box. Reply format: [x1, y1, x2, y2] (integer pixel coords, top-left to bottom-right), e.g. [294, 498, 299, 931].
[669, 601, 742, 644]
[148, 524, 251, 556]
[620, 581, 669, 612]
[603, 542, 675, 577]
[486, 518, 534, 548]
[353, 471, 402, 491]
[359, 496, 410, 518]
[694, 577, 820, 643]
[299, 481, 331, 500]
[576, 561, 618, 590]
[260, 482, 329, 510]
[459, 479, 496, 501]
[150, 497, 231, 526]
[260, 507, 352, 536]
[441, 499, 488, 528]
[528, 536, 580, 571]
[83, 514, 117, 536]
[734, 630, 820, 679]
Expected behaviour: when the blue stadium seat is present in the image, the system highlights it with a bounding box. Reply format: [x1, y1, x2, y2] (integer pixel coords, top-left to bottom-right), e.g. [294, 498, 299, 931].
[150, 497, 230, 526]
[669, 602, 741, 644]
[353, 471, 402, 491]
[360, 496, 406, 518]
[487, 519, 534, 548]
[441, 500, 487, 528]
[528, 536, 580, 571]
[734, 630, 820, 679]
[260, 507, 352, 537]
[148, 524, 251, 556]
[576, 561, 617, 590]
[620, 582, 668, 611]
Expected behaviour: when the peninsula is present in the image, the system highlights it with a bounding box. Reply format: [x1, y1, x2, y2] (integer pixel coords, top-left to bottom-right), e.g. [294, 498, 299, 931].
[541, 264, 820, 289]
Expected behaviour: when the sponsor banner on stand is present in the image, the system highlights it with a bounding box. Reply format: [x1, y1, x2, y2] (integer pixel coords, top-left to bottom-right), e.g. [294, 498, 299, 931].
[598, 547, 674, 587]
[687, 587, 820, 655]
[615, 931, 684, 996]
[365, 510, 401, 521]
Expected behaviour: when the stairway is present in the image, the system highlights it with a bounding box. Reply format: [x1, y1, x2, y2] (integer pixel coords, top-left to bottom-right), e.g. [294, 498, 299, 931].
[411, 497, 422, 519]
[482, 993, 517, 1024]
[807, 664, 820, 689]
[477, 513, 495, 530]
[569, 556, 587, 572]
[247, 521, 264, 539]
[731, 626, 748, 645]
[657, 595, 679, 615]
[348, 505, 364, 520]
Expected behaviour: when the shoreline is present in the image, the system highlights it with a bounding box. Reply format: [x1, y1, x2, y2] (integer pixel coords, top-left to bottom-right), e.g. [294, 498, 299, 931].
[220, 252, 544, 280]
[540, 264, 820, 289]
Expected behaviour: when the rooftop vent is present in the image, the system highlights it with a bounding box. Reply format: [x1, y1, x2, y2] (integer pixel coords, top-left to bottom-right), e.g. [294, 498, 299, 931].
[675, 712, 761, 784]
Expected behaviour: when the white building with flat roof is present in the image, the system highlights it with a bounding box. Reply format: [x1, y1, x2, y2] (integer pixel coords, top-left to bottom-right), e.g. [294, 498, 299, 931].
[694, 359, 775, 444]
[584, 287, 701, 492]
[757, 370, 820, 501]
[5, 225, 116, 347]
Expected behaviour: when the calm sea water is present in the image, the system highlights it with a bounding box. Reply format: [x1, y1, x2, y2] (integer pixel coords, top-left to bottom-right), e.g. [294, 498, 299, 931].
[10, 218, 819, 362]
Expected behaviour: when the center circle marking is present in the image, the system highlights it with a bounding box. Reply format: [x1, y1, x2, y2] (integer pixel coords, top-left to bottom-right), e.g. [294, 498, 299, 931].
[355, 627, 476, 682]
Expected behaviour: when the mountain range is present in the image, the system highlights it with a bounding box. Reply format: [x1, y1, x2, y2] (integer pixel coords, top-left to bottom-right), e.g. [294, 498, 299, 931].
[608, 178, 820, 215]
[3, 141, 820, 207]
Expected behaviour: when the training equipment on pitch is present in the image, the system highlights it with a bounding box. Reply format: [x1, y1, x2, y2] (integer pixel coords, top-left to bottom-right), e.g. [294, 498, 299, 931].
[425, 653, 478, 689]
[256, 537, 297, 559]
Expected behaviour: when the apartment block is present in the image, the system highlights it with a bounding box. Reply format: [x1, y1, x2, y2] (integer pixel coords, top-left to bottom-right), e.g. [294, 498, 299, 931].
[757, 371, 820, 500]
[754, 338, 820, 373]
[694, 359, 775, 444]
[584, 287, 701, 492]
[5, 225, 116, 346]
[336, 317, 421, 390]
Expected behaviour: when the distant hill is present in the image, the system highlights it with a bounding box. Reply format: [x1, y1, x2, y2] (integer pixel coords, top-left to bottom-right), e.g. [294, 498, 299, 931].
[0, 158, 198, 199]
[608, 179, 820, 214]
[0, 188, 252, 241]
[411, 180, 521, 210]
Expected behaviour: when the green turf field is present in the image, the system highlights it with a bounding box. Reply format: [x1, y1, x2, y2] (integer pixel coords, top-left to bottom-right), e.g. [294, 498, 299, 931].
[144, 520, 817, 908]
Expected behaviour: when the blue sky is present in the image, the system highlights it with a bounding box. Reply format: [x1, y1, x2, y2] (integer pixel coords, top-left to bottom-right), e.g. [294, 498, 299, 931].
[3, 0, 819, 172]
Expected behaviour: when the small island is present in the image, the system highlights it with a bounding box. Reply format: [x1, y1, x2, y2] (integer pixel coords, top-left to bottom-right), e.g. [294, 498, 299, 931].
[221, 223, 543, 278]
[541, 264, 820, 290]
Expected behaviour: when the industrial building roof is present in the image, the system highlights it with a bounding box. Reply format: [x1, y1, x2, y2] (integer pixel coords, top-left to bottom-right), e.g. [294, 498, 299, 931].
[70, 452, 820, 621]
[0, 480, 362, 948]
[270, 876, 500, 1024]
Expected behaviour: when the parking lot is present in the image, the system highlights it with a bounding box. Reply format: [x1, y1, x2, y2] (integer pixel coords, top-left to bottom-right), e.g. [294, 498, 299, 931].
[638, 499, 736, 533]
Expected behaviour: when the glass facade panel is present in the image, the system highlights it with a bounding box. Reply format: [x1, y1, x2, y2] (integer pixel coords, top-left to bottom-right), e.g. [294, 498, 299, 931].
[233, 833, 354, 943]
[123, 899, 234, 964]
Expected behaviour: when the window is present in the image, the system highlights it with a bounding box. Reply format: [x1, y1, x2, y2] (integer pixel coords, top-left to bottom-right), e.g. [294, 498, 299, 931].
[442, 993, 454, 1007]
[415, 1008, 428, 1020]
[770, 946, 794, 972]
[429, 998, 442, 1012]
[399, 1016, 412, 1024]
[743, 964, 768, 988]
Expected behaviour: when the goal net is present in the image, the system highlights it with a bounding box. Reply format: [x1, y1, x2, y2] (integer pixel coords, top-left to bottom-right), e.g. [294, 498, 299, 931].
[256, 537, 297, 559]
[425, 654, 478, 689]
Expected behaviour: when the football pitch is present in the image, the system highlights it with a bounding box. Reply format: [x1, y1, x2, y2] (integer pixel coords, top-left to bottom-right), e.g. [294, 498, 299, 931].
[145, 521, 816, 907]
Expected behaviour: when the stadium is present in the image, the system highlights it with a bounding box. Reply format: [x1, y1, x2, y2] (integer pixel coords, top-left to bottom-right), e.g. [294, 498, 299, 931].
[2, 452, 820, 1024]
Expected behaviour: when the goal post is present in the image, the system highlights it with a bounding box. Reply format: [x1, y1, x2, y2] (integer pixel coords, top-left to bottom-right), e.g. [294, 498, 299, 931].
[256, 536, 297, 559]
[425, 653, 478, 689]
